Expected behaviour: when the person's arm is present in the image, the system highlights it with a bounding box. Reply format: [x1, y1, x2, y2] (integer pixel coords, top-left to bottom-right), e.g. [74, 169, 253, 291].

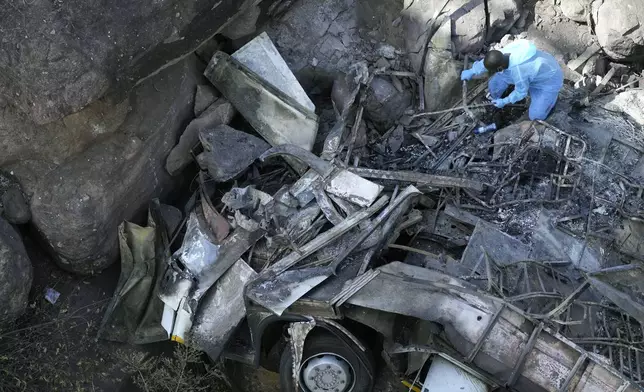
[470, 60, 487, 77]
[503, 78, 529, 104]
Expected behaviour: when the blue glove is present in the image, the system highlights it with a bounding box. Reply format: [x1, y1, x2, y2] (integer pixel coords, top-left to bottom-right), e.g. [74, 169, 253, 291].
[461, 70, 474, 81]
[492, 98, 507, 108]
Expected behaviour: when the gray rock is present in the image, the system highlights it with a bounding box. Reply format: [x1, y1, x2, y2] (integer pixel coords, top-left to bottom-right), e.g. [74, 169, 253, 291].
[595, 0, 644, 61]
[194, 85, 220, 117]
[375, 57, 392, 70]
[263, 0, 375, 90]
[30, 56, 203, 274]
[1, 162, 59, 201]
[0, 172, 31, 224]
[196, 125, 270, 182]
[356, 0, 406, 48]
[1, 187, 31, 225]
[603, 90, 644, 126]
[378, 44, 397, 59]
[559, 0, 591, 23]
[166, 99, 236, 176]
[609, 62, 631, 77]
[515, 9, 530, 30]
[364, 77, 412, 130]
[221, 4, 261, 40]
[423, 50, 462, 112]
[499, 34, 514, 48]
[0, 95, 129, 174]
[0, 0, 262, 124]
[0, 216, 32, 325]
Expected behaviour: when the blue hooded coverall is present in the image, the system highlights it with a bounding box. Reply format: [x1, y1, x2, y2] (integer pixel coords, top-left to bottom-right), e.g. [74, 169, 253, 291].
[467, 40, 564, 120]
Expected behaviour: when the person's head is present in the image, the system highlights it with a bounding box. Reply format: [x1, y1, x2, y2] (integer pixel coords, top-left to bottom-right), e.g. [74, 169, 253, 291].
[484, 50, 510, 74]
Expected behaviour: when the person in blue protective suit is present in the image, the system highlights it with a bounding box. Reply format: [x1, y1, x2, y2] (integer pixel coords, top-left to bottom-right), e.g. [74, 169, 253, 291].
[461, 40, 564, 121]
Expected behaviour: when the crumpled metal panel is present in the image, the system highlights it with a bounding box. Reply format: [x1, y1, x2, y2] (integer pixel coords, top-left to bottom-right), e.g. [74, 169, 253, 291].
[189, 259, 257, 361]
[175, 212, 220, 276]
[346, 262, 638, 392]
[288, 320, 316, 390]
[205, 51, 318, 173]
[231, 32, 315, 112]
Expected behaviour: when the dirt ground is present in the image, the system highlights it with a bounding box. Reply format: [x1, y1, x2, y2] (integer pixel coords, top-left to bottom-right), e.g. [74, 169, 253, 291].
[0, 229, 233, 392]
[0, 229, 136, 391]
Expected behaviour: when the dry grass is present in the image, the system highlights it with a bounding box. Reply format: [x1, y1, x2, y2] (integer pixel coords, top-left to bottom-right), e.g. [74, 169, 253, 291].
[0, 293, 230, 391]
[0, 298, 111, 391]
[116, 344, 232, 392]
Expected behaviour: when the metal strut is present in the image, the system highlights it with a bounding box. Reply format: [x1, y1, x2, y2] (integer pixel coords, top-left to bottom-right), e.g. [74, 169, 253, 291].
[466, 304, 505, 363]
[506, 323, 544, 387]
[557, 353, 588, 392]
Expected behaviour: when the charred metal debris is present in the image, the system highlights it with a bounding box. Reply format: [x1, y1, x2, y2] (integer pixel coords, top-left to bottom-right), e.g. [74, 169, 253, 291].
[103, 33, 644, 391]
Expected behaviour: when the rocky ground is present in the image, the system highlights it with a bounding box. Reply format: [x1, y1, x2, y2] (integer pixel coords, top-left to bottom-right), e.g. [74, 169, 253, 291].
[2, 0, 644, 390]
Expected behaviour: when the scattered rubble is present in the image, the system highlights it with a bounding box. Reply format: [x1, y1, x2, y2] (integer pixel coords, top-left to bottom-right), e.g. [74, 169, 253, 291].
[89, 24, 644, 391]
[193, 84, 220, 117]
[6, 0, 644, 390]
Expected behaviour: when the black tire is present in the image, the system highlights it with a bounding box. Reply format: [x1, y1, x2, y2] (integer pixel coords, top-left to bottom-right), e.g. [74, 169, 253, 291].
[279, 331, 375, 392]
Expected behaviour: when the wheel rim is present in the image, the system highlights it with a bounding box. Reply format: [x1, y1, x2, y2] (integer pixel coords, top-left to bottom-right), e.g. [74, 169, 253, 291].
[300, 352, 355, 392]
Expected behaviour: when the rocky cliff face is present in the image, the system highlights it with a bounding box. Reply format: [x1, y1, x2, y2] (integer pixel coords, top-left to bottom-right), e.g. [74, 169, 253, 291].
[29, 56, 203, 274]
[0, 0, 259, 125]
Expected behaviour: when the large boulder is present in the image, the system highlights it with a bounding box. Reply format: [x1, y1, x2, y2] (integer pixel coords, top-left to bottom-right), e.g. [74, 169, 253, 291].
[30, 56, 203, 274]
[0, 0, 264, 124]
[559, 0, 592, 23]
[265, 0, 395, 90]
[0, 95, 129, 172]
[423, 50, 462, 112]
[595, 0, 644, 61]
[0, 217, 32, 324]
[364, 77, 413, 130]
[403, 0, 521, 62]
